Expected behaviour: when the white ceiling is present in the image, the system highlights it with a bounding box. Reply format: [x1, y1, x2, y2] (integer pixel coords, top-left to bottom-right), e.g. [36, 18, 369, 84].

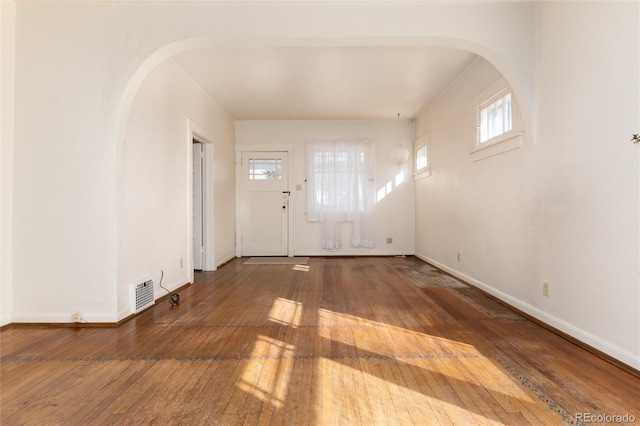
[173, 46, 478, 121]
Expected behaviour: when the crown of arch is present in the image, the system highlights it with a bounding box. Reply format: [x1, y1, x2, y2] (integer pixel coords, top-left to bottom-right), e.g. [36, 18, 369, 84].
[116, 37, 534, 154]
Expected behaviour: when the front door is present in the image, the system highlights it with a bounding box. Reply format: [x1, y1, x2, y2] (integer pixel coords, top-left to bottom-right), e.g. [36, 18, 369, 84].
[240, 151, 289, 256]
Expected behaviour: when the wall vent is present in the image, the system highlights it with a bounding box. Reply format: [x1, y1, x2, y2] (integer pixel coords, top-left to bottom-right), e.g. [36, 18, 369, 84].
[132, 278, 155, 313]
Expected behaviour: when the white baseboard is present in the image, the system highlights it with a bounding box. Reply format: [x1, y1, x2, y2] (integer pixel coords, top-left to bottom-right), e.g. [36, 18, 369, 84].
[11, 311, 118, 324]
[1, 313, 12, 326]
[159, 278, 189, 294]
[293, 249, 415, 257]
[118, 277, 189, 321]
[216, 253, 236, 268]
[414, 252, 640, 370]
[117, 307, 131, 322]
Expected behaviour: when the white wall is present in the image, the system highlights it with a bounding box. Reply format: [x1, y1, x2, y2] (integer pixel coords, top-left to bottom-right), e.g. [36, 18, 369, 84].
[7, 1, 535, 323]
[414, 57, 531, 296]
[0, 1, 15, 326]
[236, 120, 415, 256]
[117, 58, 235, 319]
[414, 2, 639, 369]
[534, 1, 639, 368]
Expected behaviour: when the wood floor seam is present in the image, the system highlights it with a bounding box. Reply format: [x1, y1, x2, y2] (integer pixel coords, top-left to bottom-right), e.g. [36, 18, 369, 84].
[163, 323, 391, 329]
[2, 352, 497, 363]
[2, 352, 584, 424]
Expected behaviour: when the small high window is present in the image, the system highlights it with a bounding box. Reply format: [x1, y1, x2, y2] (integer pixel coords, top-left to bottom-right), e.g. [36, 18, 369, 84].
[478, 89, 512, 144]
[470, 79, 523, 162]
[416, 145, 428, 171]
[413, 133, 431, 180]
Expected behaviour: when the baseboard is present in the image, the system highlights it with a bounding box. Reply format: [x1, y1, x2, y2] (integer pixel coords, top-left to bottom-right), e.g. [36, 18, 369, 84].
[157, 277, 189, 298]
[414, 252, 640, 375]
[11, 311, 118, 324]
[6, 322, 119, 329]
[117, 306, 132, 322]
[216, 253, 237, 268]
[295, 250, 415, 257]
[1, 313, 12, 327]
[7, 282, 192, 328]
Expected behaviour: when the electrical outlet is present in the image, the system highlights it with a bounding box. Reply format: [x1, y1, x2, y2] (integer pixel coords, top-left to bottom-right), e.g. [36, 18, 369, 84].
[542, 282, 550, 297]
[457, 252, 461, 261]
[180, 258, 183, 268]
[386, 237, 392, 244]
[72, 312, 82, 322]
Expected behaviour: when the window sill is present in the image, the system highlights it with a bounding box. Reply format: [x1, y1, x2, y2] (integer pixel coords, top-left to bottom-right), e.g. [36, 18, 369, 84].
[413, 169, 431, 180]
[469, 132, 523, 162]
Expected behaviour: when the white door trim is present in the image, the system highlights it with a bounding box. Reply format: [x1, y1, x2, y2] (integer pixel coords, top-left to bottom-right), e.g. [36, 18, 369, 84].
[235, 145, 295, 258]
[187, 119, 216, 284]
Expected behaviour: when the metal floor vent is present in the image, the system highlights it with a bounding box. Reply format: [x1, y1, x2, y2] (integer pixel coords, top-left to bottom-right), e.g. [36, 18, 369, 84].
[132, 278, 155, 313]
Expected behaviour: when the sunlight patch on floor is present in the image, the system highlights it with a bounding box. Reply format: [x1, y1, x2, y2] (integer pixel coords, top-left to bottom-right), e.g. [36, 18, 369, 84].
[238, 335, 295, 409]
[314, 308, 536, 405]
[317, 307, 476, 351]
[269, 297, 303, 328]
[238, 297, 304, 408]
[292, 264, 310, 272]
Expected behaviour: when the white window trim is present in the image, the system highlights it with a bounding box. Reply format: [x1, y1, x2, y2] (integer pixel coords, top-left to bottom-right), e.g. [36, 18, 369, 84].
[478, 88, 512, 144]
[413, 133, 431, 180]
[471, 78, 523, 162]
[469, 131, 523, 162]
[414, 167, 432, 180]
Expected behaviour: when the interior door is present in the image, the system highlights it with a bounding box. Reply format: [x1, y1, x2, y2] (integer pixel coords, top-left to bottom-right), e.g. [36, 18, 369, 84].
[193, 142, 204, 270]
[241, 151, 289, 256]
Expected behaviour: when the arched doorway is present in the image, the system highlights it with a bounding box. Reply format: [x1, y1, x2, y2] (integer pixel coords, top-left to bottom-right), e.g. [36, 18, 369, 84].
[114, 37, 532, 318]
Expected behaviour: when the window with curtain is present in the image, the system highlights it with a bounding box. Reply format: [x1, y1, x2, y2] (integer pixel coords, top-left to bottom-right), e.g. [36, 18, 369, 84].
[305, 140, 376, 250]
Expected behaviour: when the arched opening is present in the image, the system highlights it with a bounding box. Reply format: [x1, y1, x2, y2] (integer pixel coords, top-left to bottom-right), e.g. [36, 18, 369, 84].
[114, 37, 532, 318]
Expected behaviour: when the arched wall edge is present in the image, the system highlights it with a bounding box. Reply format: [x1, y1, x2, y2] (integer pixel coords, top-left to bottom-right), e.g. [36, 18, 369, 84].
[115, 36, 535, 158]
[113, 36, 536, 306]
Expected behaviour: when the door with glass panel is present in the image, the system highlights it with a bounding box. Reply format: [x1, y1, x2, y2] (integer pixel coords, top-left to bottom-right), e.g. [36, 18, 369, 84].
[240, 152, 289, 256]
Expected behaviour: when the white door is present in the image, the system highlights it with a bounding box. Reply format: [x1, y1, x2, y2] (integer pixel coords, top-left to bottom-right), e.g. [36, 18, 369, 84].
[241, 151, 289, 256]
[193, 142, 204, 270]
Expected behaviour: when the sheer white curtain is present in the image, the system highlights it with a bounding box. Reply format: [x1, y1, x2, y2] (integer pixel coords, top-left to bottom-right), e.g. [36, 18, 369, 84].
[306, 139, 376, 250]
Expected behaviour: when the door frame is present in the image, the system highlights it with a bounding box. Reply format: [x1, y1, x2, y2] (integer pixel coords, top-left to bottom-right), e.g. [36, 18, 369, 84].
[187, 119, 216, 284]
[235, 144, 295, 258]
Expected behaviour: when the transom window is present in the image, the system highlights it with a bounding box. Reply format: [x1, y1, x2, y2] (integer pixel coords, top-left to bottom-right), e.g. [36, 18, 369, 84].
[248, 158, 282, 180]
[415, 145, 428, 171]
[478, 89, 512, 144]
[413, 133, 431, 180]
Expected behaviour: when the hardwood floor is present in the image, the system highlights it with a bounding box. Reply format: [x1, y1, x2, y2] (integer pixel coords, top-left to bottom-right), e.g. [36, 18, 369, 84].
[1, 256, 638, 425]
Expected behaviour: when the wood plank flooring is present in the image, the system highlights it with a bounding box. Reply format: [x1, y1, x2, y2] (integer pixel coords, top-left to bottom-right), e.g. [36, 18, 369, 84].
[1, 256, 638, 425]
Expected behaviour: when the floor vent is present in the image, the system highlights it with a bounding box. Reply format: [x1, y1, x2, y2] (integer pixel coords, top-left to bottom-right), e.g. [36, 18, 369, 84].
[132, 278, 155, 313]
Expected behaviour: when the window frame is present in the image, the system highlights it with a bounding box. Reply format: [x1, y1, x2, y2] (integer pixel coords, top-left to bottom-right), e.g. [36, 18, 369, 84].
[477, 87, 513, 147]
[470, 78, 523, 162]
[247, 157, 283, 180]
[413, 133, 431, 180]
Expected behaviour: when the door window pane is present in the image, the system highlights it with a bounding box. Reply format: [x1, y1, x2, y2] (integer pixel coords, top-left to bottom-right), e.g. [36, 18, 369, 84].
[248, 158, 282, 180]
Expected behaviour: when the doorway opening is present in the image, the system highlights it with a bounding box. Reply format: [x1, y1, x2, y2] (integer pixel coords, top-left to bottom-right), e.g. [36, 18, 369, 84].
[193, 141, 205, 271]
[188, 119, 216, 282]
